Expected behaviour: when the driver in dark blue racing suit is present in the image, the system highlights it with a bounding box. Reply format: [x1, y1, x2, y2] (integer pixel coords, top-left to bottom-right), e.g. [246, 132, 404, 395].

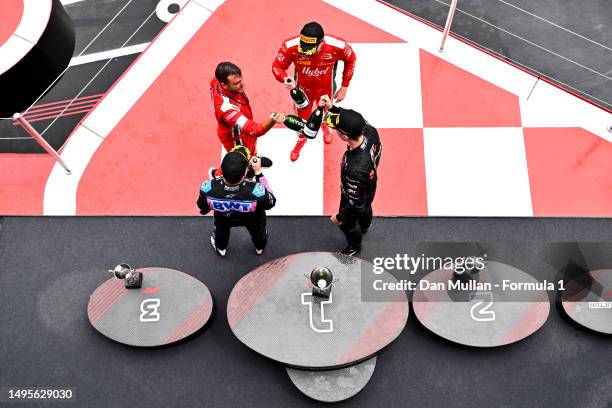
[197, 146, 276, 257]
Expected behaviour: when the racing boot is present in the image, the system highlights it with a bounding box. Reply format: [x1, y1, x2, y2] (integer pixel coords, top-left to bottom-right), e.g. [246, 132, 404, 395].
[290, 137, 307, 162]
[210, 233, 226, 257]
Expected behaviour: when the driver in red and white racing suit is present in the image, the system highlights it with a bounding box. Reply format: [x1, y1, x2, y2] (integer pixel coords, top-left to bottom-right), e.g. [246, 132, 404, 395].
[272, 21, 356, 161]
[212, 61, 285, 156]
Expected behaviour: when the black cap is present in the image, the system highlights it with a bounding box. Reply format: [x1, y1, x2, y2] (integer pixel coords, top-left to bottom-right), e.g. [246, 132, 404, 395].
[221, 149, 249, 183]
[299, 22, 324, 55]
[325, 108, 366, 138]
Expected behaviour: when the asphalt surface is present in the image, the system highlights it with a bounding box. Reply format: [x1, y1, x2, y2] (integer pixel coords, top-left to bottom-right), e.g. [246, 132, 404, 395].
[0, 0, 167, 153]
[1, 216, 611, 407]
[385, 0, 612, 111]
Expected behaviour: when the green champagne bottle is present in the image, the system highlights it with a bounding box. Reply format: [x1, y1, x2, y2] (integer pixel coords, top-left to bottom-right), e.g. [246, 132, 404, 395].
[302, 106, 324, 139]
[290, 86, 309, 109]
[283, 115, 305, 132]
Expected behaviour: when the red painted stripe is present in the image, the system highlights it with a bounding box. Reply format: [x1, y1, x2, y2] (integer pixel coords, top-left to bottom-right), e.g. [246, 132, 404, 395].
[337, 295, 408, 365]
[88, 280, 126, 321]
[563, 300, 579, 315]
[420, 49, 521, 127]
[0, 0, 23, 48]
[324, 128, 427, 216]
[412, 289, 440, 322]
[87, 278, 122, 316]
[15, 107, 95, 124]
[0, 155, 54, 215]
[373, 128, 427, 215]
[23, 94, 103, 113]
[524, 128, 612, 216]
[163, 296, 212, 344]
[228, 258, 293, 328]
[500, 294, 549, 345]
[21, 100, 100, 120]
[89, 287, 126, 323]
[142, 287, 161, 294]
[15, 103, 97, 123]
[88, 279, 128, 323]
[228, 256, 295, 328]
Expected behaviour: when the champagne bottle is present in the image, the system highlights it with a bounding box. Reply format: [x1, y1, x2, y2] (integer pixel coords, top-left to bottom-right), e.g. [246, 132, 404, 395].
[302, 106, 324, 139]
[283, 115, 305, 132]
[290, 86, 309, 109]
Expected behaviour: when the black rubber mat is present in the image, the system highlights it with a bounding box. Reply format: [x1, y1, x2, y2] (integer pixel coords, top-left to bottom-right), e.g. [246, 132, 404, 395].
[0, 216, 611, 407]
[0, 0, 167, 153]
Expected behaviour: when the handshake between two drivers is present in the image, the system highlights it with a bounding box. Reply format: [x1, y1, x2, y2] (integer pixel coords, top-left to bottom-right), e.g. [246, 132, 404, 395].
[272, 91, 334, 140]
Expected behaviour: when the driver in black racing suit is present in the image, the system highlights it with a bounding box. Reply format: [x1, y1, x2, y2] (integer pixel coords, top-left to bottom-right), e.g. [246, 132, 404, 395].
[321, 95, 381, 255]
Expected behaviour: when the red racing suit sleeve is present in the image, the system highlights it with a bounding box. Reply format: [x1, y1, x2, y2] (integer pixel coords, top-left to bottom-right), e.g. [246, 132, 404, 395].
[272, 41, 294, 83]
[339, 42, 356, 88]
[220, 104, 266, 137]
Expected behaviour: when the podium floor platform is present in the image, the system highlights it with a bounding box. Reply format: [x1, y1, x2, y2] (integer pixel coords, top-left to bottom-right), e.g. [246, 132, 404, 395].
[227, 252, 409, 370]
[2, 217, 612, 407]
[413, 261, 550, 347]
[286, 357, 376, 402]
[562, 269, 612, 335]
[87, 267, 213, 347]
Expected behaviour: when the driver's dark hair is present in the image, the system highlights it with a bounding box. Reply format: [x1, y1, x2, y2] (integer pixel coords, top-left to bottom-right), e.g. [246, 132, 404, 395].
[215, 62, 242, 84]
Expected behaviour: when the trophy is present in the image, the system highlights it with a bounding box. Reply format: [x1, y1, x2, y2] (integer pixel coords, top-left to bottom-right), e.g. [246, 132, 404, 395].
[109, 263, 142, 289]
[305, 266, 339, 298]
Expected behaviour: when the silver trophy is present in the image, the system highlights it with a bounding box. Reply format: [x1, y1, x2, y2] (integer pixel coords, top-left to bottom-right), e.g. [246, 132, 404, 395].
[109, 263, 142, 289]
[305, 266, 339, 298]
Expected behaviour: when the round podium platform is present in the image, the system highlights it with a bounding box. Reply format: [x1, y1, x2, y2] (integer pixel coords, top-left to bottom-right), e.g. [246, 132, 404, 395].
[561, 269, 612, 335]
[413, 261, 550, 347]
[286, 357, 376, 403]
[228, 252, 408, 370]
[87, 268, 213, 347]
[0, 0, 75, 116]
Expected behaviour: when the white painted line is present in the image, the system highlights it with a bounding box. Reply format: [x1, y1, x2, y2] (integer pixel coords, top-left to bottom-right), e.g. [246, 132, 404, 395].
[83, 4, 209, 136]
[256, 128, 324, 216]
[520, 80, 612, 143]
[61, 0, 88, 5]
[69, 43, 149, 66]
[44, 1, 218, 215]
[446, 30, 612, 109]
[156, 0, 188, 22]
[20, 0, 137, 115]
[424, 127, 533, 216]
[0, 0, 52, 76]
[76, 0, 135, 57]
[340, 43, 422, 128]
[40, 12, 156, 135]
[192, 0, 225, 11]
[0, 35, 32, 76]
[495, 0, 612, 52]
[14, 0, 52, 43]
[43, 126, 102, 215]
[429, 0, 612, 81]
[327, 1, 611, 134]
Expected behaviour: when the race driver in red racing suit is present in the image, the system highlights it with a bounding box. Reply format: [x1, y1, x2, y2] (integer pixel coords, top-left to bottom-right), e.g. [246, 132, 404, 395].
[212, 61, 285, 155]
[272, 21, 356, 161]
